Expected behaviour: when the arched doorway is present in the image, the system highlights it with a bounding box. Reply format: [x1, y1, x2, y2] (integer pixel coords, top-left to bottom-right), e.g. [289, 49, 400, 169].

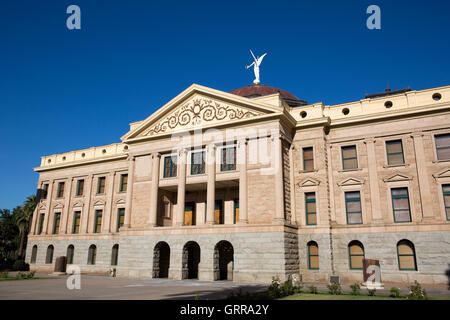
[214, 241, 234, 281]
[153, 242, 170, 278]
[182, 241, 200, 279]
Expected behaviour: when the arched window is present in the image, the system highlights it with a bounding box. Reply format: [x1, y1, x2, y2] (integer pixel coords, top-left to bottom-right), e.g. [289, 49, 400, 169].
[348, 241, 364, 270]
[45, 245, 54, 264]
[30, 245, 38, 264]
[111, 244, 119, 266]
[88, 245, 97, 265]
[67, 245, 74, 264]
[397, 240, 417, 271]
[307, 241, 319, 270]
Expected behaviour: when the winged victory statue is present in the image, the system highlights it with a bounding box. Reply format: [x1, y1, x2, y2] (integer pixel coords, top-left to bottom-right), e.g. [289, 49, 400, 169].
[246, 50, 267, 85]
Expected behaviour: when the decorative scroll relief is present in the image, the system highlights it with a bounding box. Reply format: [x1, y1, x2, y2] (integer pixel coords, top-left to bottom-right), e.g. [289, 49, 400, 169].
[143, 98, 262, 136]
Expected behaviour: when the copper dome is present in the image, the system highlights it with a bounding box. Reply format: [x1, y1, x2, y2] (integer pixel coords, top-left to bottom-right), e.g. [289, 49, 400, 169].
[230, 84, 307, 107]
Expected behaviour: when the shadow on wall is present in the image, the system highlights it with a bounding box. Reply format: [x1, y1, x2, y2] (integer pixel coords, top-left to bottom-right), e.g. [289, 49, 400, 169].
[446, 264, 450, 290]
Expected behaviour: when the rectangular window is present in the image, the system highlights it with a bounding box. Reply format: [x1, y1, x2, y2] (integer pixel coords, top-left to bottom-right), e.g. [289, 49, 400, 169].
[163, 155, 177, 178]
[435, 133, 450, 160]
[191, 151, 205, 175]
[442, 184, 450, 221]
[117, 208, 125, 232]
[345, 191, 363, 224]
[120, 174, 128, 192]
[57, 182, 65, 198]
[73, 211, 81, 234]
[97, 177, 106, 194]
[386, 140, 405, 165]
[76, 179, 84, 196]
[303, 147, 314, 171]
[391, 188, 412, 223]
[220, 147, 236, 171]
[43, 184, 49, 199]
[342, 145, 358, 170]
[184, 202, 195, 226]
[214, 200, 224, 224]
[38, 213, 45, 234]
[94, 210, 103, 233]
[305, 192, 317, 225]
[234, 199, 239, 224]
[53, 213, 61, 234]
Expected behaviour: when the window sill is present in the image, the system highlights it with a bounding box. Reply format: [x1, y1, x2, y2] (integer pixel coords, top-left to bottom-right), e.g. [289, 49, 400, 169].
[383, 163, 408, 168]
[338, 168, 362, 173]
[299, 169, 318, 174]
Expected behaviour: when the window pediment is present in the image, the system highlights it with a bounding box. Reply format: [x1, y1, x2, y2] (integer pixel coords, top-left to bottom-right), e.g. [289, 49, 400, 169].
[337, 177, 364, 186]
[93, 200, 106, 207]
[116, 199, 126, 205]
[298, 178, 320, 187]
[432, 167, 450, 180]
[383, 172, 412, 183]
[72, 202, 84, 208]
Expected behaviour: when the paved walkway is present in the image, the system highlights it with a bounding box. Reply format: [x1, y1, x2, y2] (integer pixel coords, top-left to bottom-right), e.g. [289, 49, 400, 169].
[1, 273, 448, 299]
[0, 274, 267, 300]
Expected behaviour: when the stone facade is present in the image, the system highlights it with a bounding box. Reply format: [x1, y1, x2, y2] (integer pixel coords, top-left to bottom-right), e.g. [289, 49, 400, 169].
[27, 83, 450, 284]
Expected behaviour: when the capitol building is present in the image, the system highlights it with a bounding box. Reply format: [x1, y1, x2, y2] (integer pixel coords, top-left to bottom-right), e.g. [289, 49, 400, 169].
[26, 82, 450, 284]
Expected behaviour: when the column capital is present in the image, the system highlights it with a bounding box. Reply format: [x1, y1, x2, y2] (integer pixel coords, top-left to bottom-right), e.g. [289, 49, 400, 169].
[178, 148, 189, 157]
[152, 152, 161, 159]
[363, 137, 377, 144]
[410, 131, 424, 139]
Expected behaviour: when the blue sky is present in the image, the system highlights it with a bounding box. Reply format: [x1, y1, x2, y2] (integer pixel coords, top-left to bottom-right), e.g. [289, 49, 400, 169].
[0, 0, 449, 210]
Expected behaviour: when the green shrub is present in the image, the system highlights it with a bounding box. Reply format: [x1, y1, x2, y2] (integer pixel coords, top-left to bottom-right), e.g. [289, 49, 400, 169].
[15, 272, 27, 280]
[367, 289, 376, 296]
[327, 282, 342, 295]
[12, 260, 29, 271]
[408, 281, 428, 300]
[0, 271, 8, 279]
[308, 285, 318, 294]
[267, 276, 282, 298]
[27, 271, 35, 279]
[350, 283, 361, 295]
[390, 287, 401, 298]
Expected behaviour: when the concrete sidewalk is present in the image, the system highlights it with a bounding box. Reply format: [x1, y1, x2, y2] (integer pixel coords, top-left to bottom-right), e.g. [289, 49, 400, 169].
[0, 274, 267, 300]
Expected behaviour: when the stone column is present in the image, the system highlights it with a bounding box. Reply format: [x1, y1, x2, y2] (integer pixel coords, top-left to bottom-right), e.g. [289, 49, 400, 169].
[238, 138, 248, 224]
[327, 144, 336, 222]
[149, 152, 161, 227]
[289, 145, 297, 226]
[61, 177, 74, 233]
[273, 134, 285, 224]
[42, 180, 54, 234]
[175, 148, 187, 226]
[364, 138, 382, 221]
[411, 132, 433, 220]
[102, 172, 115, 233]
[206, 144, 216, 225]
[81, 174, 94, 234]
[124, 156, 135, 228]
[30, 182, 42, 235]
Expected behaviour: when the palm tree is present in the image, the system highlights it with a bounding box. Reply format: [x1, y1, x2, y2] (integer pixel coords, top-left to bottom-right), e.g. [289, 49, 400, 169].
[15, 195, 36, 258]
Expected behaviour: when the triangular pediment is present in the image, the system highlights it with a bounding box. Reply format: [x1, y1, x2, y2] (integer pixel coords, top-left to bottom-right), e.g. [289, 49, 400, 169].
[53, 202, 64, 209]
[299, 178, 320, 187]
[383, 172, 412, 182]
[72, 202, 84, 208]
[338, 177, 364, 186]
[116, 199, 126, 205]
[93, 200, 106, 207]
[433, 167, 450, 180]
[122, 84, 283, 141]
